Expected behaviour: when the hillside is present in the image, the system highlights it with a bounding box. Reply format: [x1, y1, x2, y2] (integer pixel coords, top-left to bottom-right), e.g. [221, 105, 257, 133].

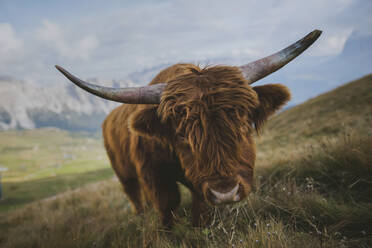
[256, 73, 372, 167]
[266, 73, 372, 140]
[0, 75, 371, 247]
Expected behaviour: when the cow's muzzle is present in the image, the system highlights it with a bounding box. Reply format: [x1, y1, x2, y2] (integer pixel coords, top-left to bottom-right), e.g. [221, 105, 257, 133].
[209, 184, 240, 204]
[203, 180, 242, 205]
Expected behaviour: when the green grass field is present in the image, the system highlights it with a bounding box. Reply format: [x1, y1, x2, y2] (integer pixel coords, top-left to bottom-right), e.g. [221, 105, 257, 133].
[0, 74, 371, 247]
[0, 129, 113, 212]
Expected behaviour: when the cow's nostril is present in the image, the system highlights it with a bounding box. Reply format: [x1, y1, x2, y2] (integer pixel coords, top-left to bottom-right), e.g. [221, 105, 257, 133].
[208, 189, 220, 204]
[233, 193, 240, 202]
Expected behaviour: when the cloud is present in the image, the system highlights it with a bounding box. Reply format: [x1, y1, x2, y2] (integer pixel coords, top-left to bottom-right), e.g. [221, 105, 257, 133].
[0, 0, 370, 86]
[0, 23, 23, 65]
[36, 20, 99, 60]
[85, 0, 361, 67]
[311, 29, 354, 56]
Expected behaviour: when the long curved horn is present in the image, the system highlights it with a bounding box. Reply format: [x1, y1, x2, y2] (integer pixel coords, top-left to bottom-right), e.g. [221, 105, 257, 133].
[240, 29, 322, 84]
[55, 65, 166, 104]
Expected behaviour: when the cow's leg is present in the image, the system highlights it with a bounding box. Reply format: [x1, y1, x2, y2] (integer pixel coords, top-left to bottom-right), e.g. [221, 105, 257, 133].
[191, 193, 213, 227]
[104, 143, 144, 214]
[139, 164, 181, 227]
[119, 177, 144, 214]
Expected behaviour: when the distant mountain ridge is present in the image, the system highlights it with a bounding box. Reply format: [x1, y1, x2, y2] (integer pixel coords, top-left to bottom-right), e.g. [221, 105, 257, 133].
[1, 32, 371, 132]
[0, 77, 136, 132]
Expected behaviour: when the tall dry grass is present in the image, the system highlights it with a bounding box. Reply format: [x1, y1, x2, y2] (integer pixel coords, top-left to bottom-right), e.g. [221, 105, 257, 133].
[1, 134, 371, 247]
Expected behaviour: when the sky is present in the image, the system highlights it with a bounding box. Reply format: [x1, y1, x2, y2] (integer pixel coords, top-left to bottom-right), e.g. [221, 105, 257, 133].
[0, 0, 371, 103]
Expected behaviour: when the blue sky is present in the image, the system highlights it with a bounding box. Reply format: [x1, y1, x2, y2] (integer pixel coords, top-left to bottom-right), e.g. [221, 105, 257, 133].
[0, 0, 371, 103]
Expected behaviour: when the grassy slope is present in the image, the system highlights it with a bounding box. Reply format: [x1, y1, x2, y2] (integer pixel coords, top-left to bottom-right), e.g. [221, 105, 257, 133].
[1, 74, 372, 247]
[267, 73, 372, 139]
[0, 129, 113, 212]
[256, 73, 372, 167]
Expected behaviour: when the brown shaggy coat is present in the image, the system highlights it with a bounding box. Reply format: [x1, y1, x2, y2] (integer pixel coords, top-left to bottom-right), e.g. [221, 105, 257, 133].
[102, 63, 290, 226]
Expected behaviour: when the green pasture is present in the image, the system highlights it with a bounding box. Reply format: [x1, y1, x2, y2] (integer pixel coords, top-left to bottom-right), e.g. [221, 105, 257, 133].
[0, 129, 113, 212]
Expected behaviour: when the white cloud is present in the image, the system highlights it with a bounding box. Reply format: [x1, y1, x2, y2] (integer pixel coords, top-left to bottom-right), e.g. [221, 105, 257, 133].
[84, 0, 360, 69]
[310, 29, 354, 56]
[0, 23, 23, 65]
[77, 36, 99, 60]
[0, 0, 370, 85]
[36, 20, 99, 60]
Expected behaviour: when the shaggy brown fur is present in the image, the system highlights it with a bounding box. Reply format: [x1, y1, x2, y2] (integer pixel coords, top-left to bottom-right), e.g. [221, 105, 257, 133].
[102, 63, 290, 226]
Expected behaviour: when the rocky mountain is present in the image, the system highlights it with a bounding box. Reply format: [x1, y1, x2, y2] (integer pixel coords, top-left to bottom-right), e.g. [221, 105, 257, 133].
[0, 77, 136, 132]
[1, 33, 371, 132]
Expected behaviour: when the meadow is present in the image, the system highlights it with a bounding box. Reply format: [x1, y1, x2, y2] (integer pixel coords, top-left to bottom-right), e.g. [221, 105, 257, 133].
[0, 74, 371, 247]
[0, 128, 113, 212]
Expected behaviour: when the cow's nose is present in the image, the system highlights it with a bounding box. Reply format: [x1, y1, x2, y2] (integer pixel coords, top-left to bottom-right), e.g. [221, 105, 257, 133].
[209, 184, 240, 204]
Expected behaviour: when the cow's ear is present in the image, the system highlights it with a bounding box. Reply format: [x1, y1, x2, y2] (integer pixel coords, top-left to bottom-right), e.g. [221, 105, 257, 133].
[129, 106, 172, 142]
[252, 84, 290, 132]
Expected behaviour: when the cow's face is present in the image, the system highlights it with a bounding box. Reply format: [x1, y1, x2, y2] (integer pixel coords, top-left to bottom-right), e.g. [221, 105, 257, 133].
[130, 65, 290, 205]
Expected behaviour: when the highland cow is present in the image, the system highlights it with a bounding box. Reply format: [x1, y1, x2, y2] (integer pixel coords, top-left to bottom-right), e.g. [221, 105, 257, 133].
[56, 30, 321, 227]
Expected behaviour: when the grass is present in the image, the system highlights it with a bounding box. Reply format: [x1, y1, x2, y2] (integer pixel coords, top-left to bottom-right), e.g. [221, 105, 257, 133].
[0, 168, 113, 212]
[1, 134, 370, 247]
[0, 128, 113, 212]
[255, 73, 372, 168]
[0, 74, 372, 247]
